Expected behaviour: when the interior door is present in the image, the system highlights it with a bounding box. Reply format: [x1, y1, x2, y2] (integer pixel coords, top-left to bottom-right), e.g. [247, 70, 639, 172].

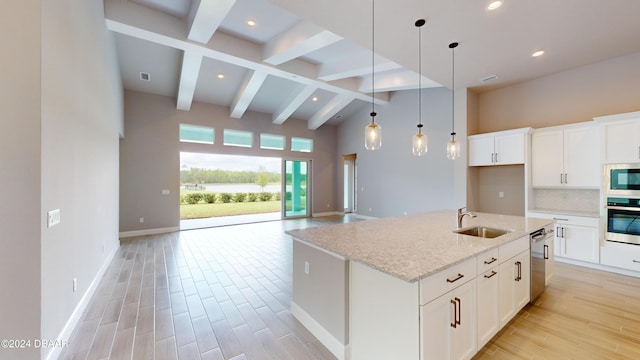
[343, 154, 356, 213]
[283, 159, 310, 218]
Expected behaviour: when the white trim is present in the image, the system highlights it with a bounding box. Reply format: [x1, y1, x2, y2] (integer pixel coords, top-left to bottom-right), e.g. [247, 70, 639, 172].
[312, 211, 344, 217]
[593, 110, 640, 123]
[555, 256, 640, 278]
[44, 244, 119, 360]
[119, 226, 179, 238]
[291, 301, 349, 360]
[354, 214, 377, 220]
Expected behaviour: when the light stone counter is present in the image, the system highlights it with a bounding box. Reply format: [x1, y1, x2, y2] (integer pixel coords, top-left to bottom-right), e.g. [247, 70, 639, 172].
[287, 210, 553, 283]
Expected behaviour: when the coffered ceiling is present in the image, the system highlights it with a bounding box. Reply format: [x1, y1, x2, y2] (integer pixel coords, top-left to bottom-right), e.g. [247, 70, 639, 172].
[105, 0, 640, 129]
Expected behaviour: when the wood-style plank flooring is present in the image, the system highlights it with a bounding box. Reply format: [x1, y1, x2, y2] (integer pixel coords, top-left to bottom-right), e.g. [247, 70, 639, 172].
[61, 215, 640, 359]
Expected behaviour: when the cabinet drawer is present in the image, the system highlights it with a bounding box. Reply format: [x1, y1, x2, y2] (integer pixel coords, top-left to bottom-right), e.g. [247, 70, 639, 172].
[499, 236, 529, 263]
[420, 257, 476, 305]
[601, 244, 640, 272]
[528, 211, 598, 227]
[477, 248, 500, 274]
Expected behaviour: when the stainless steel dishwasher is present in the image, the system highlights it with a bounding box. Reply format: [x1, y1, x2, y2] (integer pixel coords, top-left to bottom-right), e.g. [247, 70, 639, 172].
[530, 226, 554, 302]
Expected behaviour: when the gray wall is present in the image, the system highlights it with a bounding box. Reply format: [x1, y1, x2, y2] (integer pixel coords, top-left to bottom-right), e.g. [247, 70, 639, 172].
[41, 0, 123, 350]
[120, 90, 338, 232]
[0, 2, 42, 358]
[476, 165, 526, 216]
[337, 88, 460, 218]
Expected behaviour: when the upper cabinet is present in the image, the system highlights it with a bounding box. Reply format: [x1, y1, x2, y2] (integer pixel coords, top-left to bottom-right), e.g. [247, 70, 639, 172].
[468, 128, 532, 167]
[531, 123, 599, 188]
[595, 111, 640, 164]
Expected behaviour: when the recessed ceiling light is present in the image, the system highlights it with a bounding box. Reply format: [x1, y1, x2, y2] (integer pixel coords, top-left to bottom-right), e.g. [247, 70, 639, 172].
[532, 50, 545, 57]
[487, 1, 503, 11]
[312, 97, 318, 102]
[217, 73, 225, 79]
[247, 19, 256, 27]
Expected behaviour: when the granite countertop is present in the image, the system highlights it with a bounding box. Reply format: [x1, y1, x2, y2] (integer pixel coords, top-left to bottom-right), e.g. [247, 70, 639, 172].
[286, 210, 553, 283]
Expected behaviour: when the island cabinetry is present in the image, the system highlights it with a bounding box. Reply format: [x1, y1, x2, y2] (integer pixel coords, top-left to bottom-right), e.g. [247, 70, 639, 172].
[498, 236, 530, 326]
[468, 128, 531, 167]
[476, 249, 500, 349]
[420, 257, 477, 360]
[531, 124, 599, 188]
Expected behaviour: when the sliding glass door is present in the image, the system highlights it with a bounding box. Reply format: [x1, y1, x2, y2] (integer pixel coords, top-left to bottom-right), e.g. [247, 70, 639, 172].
[283, 159, 310, 218]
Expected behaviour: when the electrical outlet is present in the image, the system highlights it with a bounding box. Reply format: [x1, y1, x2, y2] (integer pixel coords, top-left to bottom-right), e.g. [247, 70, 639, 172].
[304, 261, 309, 275]
[162, 189, 170, 195]
[47, 209, 61, 228]
[499, 192, 504, 198]
[73, 278, 77, 292]
[139, 217, 144, 223]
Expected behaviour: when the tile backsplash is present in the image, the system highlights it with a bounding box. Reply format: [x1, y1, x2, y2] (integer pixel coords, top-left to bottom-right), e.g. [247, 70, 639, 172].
[534, 189, 600, 213]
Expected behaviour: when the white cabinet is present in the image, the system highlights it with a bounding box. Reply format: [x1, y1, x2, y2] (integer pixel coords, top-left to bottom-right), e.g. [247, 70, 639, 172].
[596, 112, 640, 164]
[476, 249, 499, 349]
[600, 242, 640, 272]
[556, 222, 599, 263]
[497, 235, 530, 327]
[531, 124, 599, 188]
[468, 128, 530, 166]
[544, 235, 554, 286]
[421, 280, 477, 360]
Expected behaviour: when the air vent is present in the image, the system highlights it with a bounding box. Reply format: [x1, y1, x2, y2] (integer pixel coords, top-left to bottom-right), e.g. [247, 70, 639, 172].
[334, 114, 343, 120]
[140, 72, 150, 81]
[480, 74, 498, 82]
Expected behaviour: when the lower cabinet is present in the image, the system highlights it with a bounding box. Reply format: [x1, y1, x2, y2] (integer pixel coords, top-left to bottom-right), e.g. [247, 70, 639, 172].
[556, 222, 599, 263]
[499, 250, 530, 326]
[476, 266, 499, 348]
[421, 280, 477, 360]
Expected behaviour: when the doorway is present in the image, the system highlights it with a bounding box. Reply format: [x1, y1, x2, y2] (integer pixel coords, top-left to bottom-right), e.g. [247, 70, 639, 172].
[283, 159, 311, 218]
[343, 154, 357, 213]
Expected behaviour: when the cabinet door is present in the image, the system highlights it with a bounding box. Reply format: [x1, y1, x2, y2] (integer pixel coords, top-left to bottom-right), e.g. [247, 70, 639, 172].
[477, 268, 499, 349]
[452, 280, 477, 360]
[544, 236, 554, 286]
[421, 293, 452, 360]
[532, 130, 564, 187]
[494, 133, 525, 165]
[563, 126, 599, 187]
[601, 119, 640, 163]
[513, 250, 530, 311]
[559, 224, 599, 263]
[498, 259, 517, 326]
[468, 136, 495, 166]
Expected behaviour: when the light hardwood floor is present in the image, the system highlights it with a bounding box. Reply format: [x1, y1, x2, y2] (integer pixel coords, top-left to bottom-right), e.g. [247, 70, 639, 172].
[61, 216, 640, 359]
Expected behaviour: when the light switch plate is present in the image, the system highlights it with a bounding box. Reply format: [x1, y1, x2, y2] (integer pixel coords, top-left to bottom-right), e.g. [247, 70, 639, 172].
[47, 209, 61, 228]
[162, 189, 170, 195]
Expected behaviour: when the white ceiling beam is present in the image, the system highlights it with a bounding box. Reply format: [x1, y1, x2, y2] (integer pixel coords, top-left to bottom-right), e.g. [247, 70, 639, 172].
[359, 71, 442, 92]
[176, 51, 203, 110]
[263, 21, 343, 65]
[308, 94, 354, 130]
[230, 70, 268, 118]
[187, 0, 236, 44]
[319, 55, 402, 81]
[103, 0, 387, 108]
[272, 85, 317, 124]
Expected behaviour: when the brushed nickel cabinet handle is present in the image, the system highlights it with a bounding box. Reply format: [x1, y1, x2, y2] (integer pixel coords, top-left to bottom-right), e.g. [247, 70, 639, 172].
[515, 261, 522, 281]
[446, 273, 464, 283]
[553, 218, 569, 221]
[484, 257, 497, 265]
[560, 173, 563, 184]
[564, 173, 568, 184]
[450, 299, 457, 328]
[495, 153, 498, 163]
[484, 270, 497, 279]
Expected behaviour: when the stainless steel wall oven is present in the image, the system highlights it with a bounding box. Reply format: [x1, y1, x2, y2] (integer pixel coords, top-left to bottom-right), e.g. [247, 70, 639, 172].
[605, 197, 640, 245]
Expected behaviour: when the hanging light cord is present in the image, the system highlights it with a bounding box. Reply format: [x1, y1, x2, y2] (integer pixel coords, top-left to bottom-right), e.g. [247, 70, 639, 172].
[418, 21, 423, 133]
[450, 42, 456, 137]
[370, 0, 376, 122]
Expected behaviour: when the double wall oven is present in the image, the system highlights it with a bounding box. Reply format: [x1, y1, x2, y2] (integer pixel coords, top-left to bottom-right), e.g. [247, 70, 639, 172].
[604, 164, 640, 245]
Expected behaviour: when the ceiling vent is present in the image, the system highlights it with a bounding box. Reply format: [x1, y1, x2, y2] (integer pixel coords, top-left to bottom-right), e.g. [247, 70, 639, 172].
[140, 72, 151, 81]
[480, 74, 498, 82]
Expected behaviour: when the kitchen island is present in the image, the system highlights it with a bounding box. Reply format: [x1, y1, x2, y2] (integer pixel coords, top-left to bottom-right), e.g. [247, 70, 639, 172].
[286, 210, 553, 360]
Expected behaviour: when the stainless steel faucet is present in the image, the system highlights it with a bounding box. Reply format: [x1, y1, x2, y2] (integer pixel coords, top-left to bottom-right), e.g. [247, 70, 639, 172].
[457, 207, 477, 228]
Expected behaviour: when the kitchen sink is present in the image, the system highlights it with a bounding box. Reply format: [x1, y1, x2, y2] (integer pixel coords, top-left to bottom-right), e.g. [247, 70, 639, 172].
[454, 226, 510, 238]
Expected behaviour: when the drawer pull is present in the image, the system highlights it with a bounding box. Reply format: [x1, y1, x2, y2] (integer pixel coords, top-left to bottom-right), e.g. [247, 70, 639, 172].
[484, 257, 497, 265]
[446, 273, 464, 283]
[633, 260, 640, 264]
[515, 261, 522, 281]
[455, 297, 462, 326]
[450, 299, 457, 328]
[553, 217, 569, 221]
[484, 270, 497, 279]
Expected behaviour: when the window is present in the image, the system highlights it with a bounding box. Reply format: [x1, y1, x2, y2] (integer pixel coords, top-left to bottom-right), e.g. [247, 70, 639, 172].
[260, 133, 285, 150]
[223, 129, 253, 148]
[179, 124, 214, 144]
[291, 137, 313, 152]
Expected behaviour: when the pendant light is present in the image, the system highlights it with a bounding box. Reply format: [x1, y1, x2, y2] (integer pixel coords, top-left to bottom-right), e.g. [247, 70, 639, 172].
[447, 42, 461, 160]
[412, 19, 427, 156]
[364, 0, 381, 150]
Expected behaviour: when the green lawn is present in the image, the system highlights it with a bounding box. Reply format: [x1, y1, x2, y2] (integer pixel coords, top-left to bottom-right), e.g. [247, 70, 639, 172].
[180, 201, 280, 219]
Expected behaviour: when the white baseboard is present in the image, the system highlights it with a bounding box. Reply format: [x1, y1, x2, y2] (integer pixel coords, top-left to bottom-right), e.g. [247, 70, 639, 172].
[291, 302, 349, 360]
[312, 211, 344, 217]
[119, 226, 179, 238]
[44, 244, 119, 360]
[354, 214, 377, 220]
[555, 256, 640, 278]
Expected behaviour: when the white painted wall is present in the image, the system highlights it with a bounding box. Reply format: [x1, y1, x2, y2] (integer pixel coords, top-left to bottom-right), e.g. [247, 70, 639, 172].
[41, 0, 123, 357]
[337, 88, 463, 218]
[0, 2, 42, 359]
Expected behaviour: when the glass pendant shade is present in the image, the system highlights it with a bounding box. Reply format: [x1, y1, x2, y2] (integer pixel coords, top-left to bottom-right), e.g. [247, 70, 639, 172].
[412, 130, 428, 156]
[365, 122, 382, 150]
[447, 137, 460, 159]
